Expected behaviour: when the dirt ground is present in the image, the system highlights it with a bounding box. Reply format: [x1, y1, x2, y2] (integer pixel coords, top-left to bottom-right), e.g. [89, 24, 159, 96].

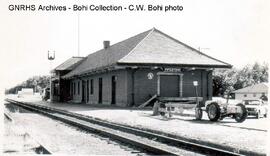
[4, 104, 144, 155]
[5, 94, 268, 155]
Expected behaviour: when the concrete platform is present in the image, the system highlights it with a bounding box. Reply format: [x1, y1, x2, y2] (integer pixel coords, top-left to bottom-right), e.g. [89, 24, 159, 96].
[6, 94, 268, 155]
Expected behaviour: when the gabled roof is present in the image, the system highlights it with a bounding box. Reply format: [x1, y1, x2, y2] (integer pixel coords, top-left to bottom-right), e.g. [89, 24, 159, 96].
[233, 83, 268, 93]
[54, 57, 85, 71]
[63, 28, 231, 79]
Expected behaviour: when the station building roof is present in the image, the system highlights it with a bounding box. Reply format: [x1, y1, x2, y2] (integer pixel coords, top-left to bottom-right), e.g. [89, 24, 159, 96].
[53, 57, 85, 72]
[63, 28, 232, 79]
[233, 83, 268, 94]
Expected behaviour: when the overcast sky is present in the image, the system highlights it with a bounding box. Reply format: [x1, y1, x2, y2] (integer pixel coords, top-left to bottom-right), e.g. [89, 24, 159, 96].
[1, 0, 269, 89]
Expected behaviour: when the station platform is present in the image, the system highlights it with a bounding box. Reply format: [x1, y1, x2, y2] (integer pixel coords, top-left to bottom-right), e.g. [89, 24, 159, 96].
[5, 94, 268, 155]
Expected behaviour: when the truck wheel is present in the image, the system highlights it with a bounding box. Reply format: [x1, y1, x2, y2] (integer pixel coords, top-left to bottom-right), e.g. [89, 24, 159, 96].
[235, 103, 247, 123]
[256, 111, 260, 119]
[206, 103, 220, 122]
[195, 108, 203, 120]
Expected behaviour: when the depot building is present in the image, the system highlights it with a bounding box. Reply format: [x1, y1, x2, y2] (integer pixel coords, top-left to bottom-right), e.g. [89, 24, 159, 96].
[51, 28, 231, 107]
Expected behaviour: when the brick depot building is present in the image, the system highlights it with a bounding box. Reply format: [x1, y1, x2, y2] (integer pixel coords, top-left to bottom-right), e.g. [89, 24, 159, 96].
[52, 28, 231, 107]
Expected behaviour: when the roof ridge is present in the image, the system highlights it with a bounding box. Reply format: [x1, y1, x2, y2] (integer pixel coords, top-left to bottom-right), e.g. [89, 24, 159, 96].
[153, 28, 232, 68]
[118, 28, 155, 63]
[72, 56, 85, 58]
[82, 28, 154, 59]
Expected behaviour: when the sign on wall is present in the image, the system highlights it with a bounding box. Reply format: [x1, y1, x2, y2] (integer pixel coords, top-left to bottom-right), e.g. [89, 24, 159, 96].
[164, 68, 182, 72]
[147, 72, 154, 79]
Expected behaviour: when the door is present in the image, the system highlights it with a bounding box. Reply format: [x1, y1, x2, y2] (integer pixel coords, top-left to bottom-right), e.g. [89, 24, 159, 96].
[111, 76, 116, 105]
[160, 75, 179, 97]
[86, 80, 89, 102]
[98, 78, 102, 104]
[82, 80, 85, 103]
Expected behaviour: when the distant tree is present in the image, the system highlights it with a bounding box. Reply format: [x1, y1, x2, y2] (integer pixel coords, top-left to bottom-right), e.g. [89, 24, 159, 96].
[213, 62, 268, 97]
[6, 75, 50, 94]
[212, 68, 237, 96]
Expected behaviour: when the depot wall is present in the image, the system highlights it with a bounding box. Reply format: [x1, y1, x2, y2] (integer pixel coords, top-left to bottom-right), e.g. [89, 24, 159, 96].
[70, 68, 213, 107]
[70, 70, 129, 107]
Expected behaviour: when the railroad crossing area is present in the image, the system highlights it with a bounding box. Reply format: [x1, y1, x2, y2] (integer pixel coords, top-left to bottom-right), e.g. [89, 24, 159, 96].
[4, 95, 267, 155]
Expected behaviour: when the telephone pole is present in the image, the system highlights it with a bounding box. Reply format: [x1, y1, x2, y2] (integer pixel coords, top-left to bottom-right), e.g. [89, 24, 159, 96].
[48, 51, 55, 102]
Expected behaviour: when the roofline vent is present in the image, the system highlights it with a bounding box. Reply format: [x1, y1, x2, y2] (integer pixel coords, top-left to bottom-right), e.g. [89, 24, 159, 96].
[103, 40, 110, 49]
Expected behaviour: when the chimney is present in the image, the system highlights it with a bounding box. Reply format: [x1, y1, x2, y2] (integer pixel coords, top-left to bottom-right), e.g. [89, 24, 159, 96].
[103, 40, 110, 49]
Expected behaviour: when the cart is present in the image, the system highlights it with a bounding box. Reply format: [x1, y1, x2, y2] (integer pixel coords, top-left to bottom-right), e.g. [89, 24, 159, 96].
[153, 96, 247, 123]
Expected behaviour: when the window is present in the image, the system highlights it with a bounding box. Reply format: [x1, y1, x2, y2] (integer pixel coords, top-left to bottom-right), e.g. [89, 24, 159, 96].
[244, 94, 247, 97]
[73, 82, 75, 95]
[70, 82, 73, 95]
[90, 79, 94, 94]
[253, 94, 256, 97]
[78, 81, 80, 95]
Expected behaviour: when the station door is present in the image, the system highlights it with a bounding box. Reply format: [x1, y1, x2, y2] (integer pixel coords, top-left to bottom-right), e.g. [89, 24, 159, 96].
[160, 75, 179, 97]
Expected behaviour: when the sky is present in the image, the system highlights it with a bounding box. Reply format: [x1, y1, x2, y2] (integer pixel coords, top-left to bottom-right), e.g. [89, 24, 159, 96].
[1, 0, 269, 89]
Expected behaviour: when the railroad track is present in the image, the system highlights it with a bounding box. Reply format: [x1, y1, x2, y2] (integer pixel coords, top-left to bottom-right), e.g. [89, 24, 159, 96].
[4, 109, 51, 154]
[5, 99, 262, 156]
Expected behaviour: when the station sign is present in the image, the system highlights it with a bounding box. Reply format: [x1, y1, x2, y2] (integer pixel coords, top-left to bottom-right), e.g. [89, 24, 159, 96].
[164, 68, 182, 73]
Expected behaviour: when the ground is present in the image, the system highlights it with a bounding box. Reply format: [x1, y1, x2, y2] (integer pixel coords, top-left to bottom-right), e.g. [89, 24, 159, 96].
[4, 102, 144, 155]
[4, 94, 268, 155]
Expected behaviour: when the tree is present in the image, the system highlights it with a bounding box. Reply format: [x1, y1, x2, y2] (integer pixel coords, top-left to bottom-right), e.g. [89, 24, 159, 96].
[213, 62, 268, 97]
[5, 75, 50, 94]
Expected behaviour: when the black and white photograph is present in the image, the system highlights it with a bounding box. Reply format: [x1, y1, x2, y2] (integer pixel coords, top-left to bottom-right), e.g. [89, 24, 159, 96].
[1, 0, 269, 155]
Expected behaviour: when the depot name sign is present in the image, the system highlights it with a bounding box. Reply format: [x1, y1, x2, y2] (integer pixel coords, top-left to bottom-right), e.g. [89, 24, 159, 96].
[163, 68, 182, 73]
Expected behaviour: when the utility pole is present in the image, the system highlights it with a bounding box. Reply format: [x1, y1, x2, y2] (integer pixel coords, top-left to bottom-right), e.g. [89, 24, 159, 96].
[48, 51, 55, 102]
[77, 3, 80, 56]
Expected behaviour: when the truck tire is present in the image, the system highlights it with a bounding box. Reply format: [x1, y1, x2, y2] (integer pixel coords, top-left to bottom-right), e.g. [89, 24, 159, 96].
[195, 108, 203, 120]
[235, 103, 247, 123]
[206, 103, 220, 122]
[256, 111, 260, 119]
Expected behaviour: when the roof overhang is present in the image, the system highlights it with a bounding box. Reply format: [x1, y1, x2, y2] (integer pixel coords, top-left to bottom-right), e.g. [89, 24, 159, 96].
[117, 62, 232, 69]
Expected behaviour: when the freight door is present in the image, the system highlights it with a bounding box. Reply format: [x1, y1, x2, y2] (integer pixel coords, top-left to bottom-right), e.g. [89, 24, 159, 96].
[160, 75, 179, 97]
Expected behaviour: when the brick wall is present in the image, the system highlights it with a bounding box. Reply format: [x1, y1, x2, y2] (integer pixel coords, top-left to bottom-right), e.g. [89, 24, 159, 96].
[133, 68, 158, 106]
[70, 70, 129, 106]
[70, 68, 213, 107]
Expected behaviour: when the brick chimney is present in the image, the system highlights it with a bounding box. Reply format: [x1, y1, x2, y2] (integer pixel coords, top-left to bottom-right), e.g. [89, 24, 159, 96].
[103, 40, 110, 49]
